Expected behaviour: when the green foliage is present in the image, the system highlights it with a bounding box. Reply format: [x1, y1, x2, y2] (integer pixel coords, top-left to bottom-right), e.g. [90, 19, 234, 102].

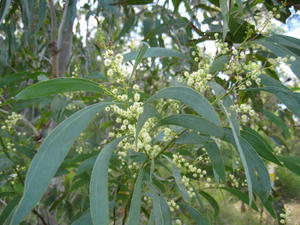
[11, 102, 113, 225]
[90, 138, 124, 225]
[0, 0, 300, 224]
[16, 78, 103, 100]
[124, 47, 192, 61]
[147, 86, 220, 125]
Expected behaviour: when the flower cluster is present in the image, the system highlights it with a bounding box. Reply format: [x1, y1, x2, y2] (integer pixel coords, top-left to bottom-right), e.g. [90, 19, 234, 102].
[1, 112, 22, 131]
[175, 219, 182, 225]
[268, 56, 296, 67]
[172, 153, 212, 196]
[247, 4, 283, 35]
[216, 36, 230, 54]
[101, 49, 179, 163]
[6, 141, 17, 152]
[104, 50, 131, 80]
[172, 153, 208, 179]
[106, 101, 145, 159]
[143, 196, 152, 206]
[274, 145, 285, 155]
[181, 175, 196, 197]
[228, 173, 247, 188]
[181, 46, 213, 92]
[230, 103, 258, 124]
[75, 146, 84, 154]
[224, 52, 263, 91]
[279, 209, 291, 224]
[167, 199, 179, 212]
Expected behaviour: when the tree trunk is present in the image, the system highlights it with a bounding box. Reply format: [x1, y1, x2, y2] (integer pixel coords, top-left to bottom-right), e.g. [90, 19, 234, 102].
[57, 0, 77, 76]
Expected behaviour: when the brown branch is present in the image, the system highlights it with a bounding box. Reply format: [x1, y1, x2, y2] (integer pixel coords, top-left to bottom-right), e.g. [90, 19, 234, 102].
[33, 209, 49, 225]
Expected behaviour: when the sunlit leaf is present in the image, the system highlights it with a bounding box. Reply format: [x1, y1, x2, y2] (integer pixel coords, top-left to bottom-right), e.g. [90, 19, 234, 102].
[16, 78, 103, 100]
[148, 86, 221, 125]
[220, 0, 229, 39]
[131, 42, 149, 77]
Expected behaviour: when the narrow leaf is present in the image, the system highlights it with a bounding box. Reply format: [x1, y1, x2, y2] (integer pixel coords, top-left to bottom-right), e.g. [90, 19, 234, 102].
[203, 141, 226, 181]
[124, 47, 191, 61]
[258, 75, 300, 117]
[209, 82, 261, 202]
[163, 156, 190, 201]
[16, 78, 103, 100]
[71, 210, 92, 225]
[248, 86, 300, 118]
[221, 187, 258, 211]
[241, 128, 282, 165]
[158, 114, 224, 137]
[90, 137, 124, 225]
[261, 197, 277, 218]
[147, 86, 220, 125]
[116, 15, 135, 39]
[131, 42, 149, 77]
[262, 110, 290, 137]
[11, 102, 113, 225]
[175, 132, 210, 144]
[224, 129, 271, 201]
[198, 191, 219, 216]
[255, 35, 300, 79]
[171, 163, 190, 201]
[126, 167, 144, 225]
[220, 0, 229, 40]
[209, 55, 229, 73]
[148, 192, 172, 225]
[277, 155, 300, 176]
[75, 155, 97, 176]
[179, 203, 210, 225]
[208, 81, 239, 132]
